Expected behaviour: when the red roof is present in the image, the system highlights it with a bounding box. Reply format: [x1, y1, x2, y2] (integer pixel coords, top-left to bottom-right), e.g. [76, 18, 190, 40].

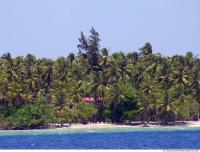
[82, 97, 95, 102]
[82, 97, 102, 102]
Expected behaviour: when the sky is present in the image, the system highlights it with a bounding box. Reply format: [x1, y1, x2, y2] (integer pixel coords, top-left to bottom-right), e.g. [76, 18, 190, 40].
[0, 0, 200, 59]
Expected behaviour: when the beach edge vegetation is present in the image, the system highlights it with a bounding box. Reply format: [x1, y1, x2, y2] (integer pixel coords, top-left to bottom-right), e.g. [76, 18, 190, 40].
[0, 28, 200, 129]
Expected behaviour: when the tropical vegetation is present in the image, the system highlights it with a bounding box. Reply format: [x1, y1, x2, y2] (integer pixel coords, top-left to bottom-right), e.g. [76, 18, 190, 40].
[0, 28, 200, 129]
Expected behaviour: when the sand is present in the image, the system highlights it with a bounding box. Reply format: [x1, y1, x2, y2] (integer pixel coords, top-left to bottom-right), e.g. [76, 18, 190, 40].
[69, 123, 134, 129]
[67, 122, 161, 129]
[49, 121, 200, 130]
[185, 121, 200, 127]
[66, 121, 200, 129]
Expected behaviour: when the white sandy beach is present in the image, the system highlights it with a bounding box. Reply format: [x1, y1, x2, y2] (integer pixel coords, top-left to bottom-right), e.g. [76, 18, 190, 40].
[69, 123, 135, 129]
[56, 121, 200, 129]
[185, 121, 200, 127]
[64, 121, 200, 129]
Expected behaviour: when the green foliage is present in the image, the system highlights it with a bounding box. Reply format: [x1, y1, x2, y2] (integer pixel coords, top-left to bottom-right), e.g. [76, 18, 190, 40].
[177, 100, 190, 120]
[73, 102, 97, 124]
[103, 109, 112, 122]
[123, 110, 137, 122]
[7, 96, 53, 128]
[120, 84, 138, 101]
[0, 28, 200, 128]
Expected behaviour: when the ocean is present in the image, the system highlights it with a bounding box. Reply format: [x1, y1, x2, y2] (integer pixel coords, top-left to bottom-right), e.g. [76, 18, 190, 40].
[0, 127, 200, 149]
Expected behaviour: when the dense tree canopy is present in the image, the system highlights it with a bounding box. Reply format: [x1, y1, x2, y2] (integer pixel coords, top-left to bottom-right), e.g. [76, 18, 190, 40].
[0, 28, 200, 129]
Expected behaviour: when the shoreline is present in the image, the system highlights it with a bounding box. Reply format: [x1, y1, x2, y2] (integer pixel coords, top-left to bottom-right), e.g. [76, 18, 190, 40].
[51, 121, 200, 130]
[1, 121, 200, 130]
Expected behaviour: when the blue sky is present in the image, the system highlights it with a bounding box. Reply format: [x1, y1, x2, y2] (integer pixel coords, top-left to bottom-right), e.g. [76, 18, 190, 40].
[0, 0, 200, 59]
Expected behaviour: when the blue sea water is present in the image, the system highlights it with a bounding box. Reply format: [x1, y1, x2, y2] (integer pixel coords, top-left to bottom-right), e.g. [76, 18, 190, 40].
[0, 127, 200, 149]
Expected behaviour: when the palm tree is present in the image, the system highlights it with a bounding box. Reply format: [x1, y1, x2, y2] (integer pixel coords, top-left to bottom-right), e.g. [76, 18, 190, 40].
[189, 64, 200, 102]
[137, 97, 154, 124]
[105, 83, 126, 122]
[88, 71, 109, 122]
[158, 87, 179, 124]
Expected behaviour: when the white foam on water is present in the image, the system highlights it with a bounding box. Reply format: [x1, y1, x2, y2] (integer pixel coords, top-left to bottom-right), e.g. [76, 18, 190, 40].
[1, 126, 200, 136]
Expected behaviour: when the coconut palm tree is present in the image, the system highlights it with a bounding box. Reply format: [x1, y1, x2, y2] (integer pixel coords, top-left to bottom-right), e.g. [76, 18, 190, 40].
[158, 87, 179, 124]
